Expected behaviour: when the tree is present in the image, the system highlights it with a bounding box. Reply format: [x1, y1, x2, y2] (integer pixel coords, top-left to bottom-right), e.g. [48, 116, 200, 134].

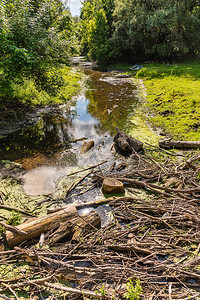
[80, 0, 118, 64]
[112, 0, 200, 61]
[0, 0, 79, 78]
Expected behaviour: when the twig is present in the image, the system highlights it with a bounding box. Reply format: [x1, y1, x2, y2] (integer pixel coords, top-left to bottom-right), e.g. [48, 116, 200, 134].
[0, 221, 27, 236]
[0, 204, 33, 216]
[1, 283, 19, 300]
[43, 282, 103, 298]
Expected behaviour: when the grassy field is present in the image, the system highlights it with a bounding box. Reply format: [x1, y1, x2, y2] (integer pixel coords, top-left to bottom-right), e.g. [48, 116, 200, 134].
[108, 60, 200, 141]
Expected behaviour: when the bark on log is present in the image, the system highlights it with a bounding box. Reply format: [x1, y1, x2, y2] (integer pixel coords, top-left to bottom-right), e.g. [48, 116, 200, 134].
[6, 204, 77, 248]
[159, 139, 200, 149]
[48, 211, 101, 244]
[114, 127, 143, 152]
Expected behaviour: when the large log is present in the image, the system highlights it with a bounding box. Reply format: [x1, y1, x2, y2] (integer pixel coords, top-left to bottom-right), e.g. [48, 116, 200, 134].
[48, 211, 101, 244]
[6, 204, 78, 248]
[114, 127, 143, 152]
[159, 139, 200, 149]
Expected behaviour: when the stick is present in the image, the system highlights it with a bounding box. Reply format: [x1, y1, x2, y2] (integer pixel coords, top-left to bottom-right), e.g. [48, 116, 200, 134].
[115, 176, 200, 195]
[0, 276, 53, 292]
[47, 196, 136, 214]
[43, 282, 103, 298]
[66, 160, 107, 176]
[0, 221, 27, 236]
[65, 171, 92, 197]
[1, 283, 19, 300]
[0, 204, 33, 216]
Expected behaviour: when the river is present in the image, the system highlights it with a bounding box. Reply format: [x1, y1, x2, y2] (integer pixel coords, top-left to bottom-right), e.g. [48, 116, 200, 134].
[0, 58, 158, 197]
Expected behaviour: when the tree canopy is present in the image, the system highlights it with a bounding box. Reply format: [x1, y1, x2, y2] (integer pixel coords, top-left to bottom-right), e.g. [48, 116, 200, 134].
[0, 0, 79, 78]
[80, 0, 200, 63]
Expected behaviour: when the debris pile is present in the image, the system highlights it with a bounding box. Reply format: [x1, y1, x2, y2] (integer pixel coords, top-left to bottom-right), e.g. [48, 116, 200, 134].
[1, 139, 200, 299]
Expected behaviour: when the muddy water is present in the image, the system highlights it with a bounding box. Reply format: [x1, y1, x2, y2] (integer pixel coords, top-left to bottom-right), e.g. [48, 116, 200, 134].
[0, 61, 156, 196]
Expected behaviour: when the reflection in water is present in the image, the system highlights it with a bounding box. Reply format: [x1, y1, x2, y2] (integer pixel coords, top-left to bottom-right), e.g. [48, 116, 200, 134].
[0, 65, 143, 195]
[0, 111, 73, 164]
[0, 68, 139, 167]
[85, 69, 139, 135]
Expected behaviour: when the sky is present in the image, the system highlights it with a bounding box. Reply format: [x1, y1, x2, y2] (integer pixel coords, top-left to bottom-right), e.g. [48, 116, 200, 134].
[68, 0, 82, 16]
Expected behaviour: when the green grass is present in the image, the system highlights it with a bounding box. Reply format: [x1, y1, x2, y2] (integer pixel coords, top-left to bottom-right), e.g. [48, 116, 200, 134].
[107, 60, 200, 140]
[136, 60, 200, 140]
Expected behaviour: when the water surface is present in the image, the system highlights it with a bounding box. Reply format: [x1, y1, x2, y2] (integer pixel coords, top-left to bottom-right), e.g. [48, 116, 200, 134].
[0, 62, 153, 195]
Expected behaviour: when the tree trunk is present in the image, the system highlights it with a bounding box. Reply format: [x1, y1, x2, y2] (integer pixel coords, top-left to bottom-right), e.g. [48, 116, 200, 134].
[6, 204, 78, 248]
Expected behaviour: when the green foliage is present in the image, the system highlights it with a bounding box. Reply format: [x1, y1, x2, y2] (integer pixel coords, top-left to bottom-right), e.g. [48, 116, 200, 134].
[124, 279, 142, 300]
[80, 0, 118, 64]
[0, 0, 80, 81]
[95, 284, 106, 296]
[7, 211, 22, 226]
[0, 0, 81, 111]
[0, 66, 81, 107]
[112, 0, 200, 60]
[80, 0, 200, 62]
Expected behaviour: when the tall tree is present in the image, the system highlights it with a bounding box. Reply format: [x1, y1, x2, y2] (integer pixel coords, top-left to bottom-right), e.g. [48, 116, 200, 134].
[0, 0, 79, 78]
[80, 0, 117, 64]
[112, 0, 200, 60]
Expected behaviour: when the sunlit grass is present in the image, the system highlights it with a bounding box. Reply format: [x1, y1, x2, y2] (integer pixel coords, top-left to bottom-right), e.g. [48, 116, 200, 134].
[107, 60, 200, 140]
[136, 60, 200, 140]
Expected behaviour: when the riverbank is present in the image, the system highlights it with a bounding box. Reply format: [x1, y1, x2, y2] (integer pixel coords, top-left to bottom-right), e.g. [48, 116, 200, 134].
[0, 66, 82, 133]
[108, 59, 200, 141]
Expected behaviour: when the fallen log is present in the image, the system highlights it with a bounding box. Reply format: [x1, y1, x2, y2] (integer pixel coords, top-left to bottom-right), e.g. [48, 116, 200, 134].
[159, 139, 200, 149]
[6, 204, 78, 248]
[48, 211, 101, 244]
[0, 221, 27, 236]
[114, 127, 143, 152]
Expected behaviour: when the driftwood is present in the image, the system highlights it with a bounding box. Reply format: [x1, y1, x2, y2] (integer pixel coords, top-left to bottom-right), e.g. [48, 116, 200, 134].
[0, 221, 27, 236]
[6, 204, 77, 247]
[80, 140, 94, 154]
[159, 139, 200, 149]
[3, 144, 200, 299]
[114, 127, 143, 152]
[48, 211, 101, 244]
